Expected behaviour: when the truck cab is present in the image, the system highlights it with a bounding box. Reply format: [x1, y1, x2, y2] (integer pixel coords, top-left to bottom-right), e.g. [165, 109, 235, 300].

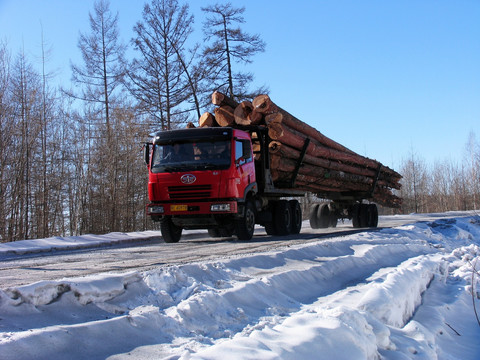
[145, 127, 257, 242]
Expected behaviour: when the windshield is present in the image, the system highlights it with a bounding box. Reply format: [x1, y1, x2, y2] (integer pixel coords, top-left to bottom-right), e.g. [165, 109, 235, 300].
[151, 140, 231, 173]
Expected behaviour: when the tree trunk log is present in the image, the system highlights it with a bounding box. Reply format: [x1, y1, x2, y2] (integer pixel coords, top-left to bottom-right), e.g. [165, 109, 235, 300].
[270, 154, 373, 189]
[234, 101, 263, 126]
[199, 112, 217, 127]
[212, 91, 239, 108]
[253, 94, 357, 155]
[268, 141, 400, 189]
[214, 106, 235, 127]
[267, 120, 401, 181]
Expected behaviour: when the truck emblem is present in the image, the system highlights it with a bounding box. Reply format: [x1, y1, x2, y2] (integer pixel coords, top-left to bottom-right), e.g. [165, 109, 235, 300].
[181, 174, 196, 184]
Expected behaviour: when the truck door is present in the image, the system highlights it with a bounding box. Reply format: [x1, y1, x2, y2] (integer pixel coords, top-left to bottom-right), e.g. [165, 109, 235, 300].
[234, 139, 255, 196]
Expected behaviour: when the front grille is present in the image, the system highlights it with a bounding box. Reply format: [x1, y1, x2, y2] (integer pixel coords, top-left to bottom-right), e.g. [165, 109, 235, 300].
[168, 185, 212, 199]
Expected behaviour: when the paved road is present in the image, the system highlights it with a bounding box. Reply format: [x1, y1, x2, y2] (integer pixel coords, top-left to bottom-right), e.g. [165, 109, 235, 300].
[0, 213, 465, 289]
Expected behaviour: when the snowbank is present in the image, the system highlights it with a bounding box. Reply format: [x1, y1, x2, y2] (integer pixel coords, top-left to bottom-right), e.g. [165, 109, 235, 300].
[1, 214, 479, 359]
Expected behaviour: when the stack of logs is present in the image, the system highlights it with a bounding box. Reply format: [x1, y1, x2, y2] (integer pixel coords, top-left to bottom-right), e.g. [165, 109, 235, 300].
[194, 91, 402, 208]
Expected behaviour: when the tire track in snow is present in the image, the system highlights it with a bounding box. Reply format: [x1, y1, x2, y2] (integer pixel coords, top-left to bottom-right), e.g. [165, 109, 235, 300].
[0, 227, 439, 359]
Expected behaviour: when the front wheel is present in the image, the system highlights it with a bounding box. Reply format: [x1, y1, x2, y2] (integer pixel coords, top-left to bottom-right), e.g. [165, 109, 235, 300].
[160, 217, 182, 243]
[235, 200, 256, 240]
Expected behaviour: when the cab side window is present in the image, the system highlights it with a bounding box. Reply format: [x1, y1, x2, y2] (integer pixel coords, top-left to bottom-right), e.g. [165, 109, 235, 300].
[235, 139, 252, 166]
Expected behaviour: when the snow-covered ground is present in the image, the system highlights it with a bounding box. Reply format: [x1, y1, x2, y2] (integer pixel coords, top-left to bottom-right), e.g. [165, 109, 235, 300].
[1, 212, 480, 359]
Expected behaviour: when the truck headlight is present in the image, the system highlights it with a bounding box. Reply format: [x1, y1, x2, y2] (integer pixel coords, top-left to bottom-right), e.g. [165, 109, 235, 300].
[211, 204, 231, 212]
[148, 205, 164, 214]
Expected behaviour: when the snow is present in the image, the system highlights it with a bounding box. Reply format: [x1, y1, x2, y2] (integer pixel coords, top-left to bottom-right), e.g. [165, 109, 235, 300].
[1, 212, 480, 359]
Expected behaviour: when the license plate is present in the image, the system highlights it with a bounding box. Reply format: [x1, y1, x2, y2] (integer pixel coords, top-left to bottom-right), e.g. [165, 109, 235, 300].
[171, 204, 188, 211]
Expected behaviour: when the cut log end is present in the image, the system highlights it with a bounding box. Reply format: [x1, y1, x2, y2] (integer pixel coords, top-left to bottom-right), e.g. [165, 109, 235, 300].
[214, 105, 235, 127]
[199, 112, 216, 127]
[252, 94, 277, 114]
[233, 101, 263, 126]
[211, 91, 239, 108]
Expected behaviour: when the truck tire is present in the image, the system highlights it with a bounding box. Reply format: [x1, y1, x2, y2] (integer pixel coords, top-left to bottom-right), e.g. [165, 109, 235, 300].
[309, 204, 320, 229]
[274, 200, 292, 235]
[264, 201, 277, 235]
[317, 203, 330, 228]
[359, 204, 369, 228]
[289, 200, 302, 234]
[160, 217, 182, 243]
[368, 204, 379, 227]
[235, 200, 255, 240]
[352, 204, 360, 228]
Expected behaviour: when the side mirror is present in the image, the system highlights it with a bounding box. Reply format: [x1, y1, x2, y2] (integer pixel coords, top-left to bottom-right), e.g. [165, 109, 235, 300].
[143, 143, 151, 166]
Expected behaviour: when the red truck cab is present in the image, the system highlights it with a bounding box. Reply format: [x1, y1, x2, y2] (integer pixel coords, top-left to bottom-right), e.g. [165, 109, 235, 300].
[145, 127, 257, 242]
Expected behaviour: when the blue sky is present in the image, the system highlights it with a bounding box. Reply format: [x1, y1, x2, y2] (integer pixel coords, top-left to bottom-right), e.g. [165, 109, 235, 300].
[1, 0, 479, 170]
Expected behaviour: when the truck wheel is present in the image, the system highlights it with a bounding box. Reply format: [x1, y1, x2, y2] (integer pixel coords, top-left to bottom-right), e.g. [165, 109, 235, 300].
[309, 204, 320, 229]
[352, 204, 360, 228]
[235, 200, 255, 240]
[160, 217, 182, 243]
[289, 200, 302, 234]
[368, 204, 378, 227]
[264, 201, 277, 235]
[275, 200, 292, 235]
[317, 203, 330, 228]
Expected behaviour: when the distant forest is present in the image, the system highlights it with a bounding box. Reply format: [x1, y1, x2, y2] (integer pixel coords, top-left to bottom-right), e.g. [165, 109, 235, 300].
[0, 0, 479, 242]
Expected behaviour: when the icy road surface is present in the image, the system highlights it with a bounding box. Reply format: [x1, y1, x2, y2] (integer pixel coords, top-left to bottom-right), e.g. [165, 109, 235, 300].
[0, 212, 468, 288]
[1, 211, 479, 359]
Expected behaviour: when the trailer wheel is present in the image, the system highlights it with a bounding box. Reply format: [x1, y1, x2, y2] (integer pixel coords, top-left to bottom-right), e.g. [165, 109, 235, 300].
[235, 200, 255, 240]
[309, 204, 320, 229]
[275, 200, 292, 235]
[289, 200, 302, 234]
[317, 203, 330, 228]
[160, 217, 182, 243]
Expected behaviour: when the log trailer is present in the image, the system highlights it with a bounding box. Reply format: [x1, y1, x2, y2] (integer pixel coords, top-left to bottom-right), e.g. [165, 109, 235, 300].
[144, 121, 398, 243]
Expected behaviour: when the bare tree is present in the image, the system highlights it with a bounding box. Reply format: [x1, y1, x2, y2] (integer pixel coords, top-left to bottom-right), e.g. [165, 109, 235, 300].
[202, 2, 266, 101]
[465, 131, 480, 210]
[69, 0, 126, 134]
[400, 150, 429, 213]
[0, 41, 12, 242]
[128, 0, 195, 130]
[69, 0, 127, 232]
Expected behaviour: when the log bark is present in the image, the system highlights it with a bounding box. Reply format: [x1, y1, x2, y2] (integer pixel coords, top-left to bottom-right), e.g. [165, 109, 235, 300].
[212, 91, 239, 108]
[199, 112, 217, 127]
[253, 94, 357, 155]
[270, 155, 374, 189]
[268, 141, 401, 189]
[234, 101, 263, 126]
[267, 121, 401, 181]
[214, 106, 235, 127]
